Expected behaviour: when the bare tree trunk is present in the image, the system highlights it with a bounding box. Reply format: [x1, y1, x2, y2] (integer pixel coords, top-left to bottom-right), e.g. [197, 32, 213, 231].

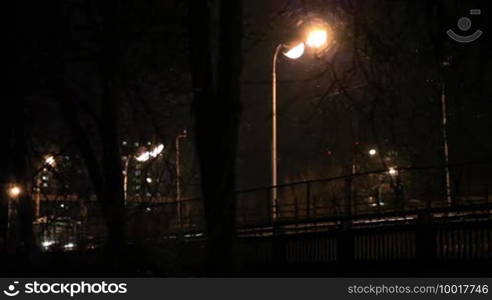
[188, 0, 243, 274]
[98, 0, 127, 257]
[11, 101, 35, 254]
[50, 0, 127, 269]
[10, 2, 37, 259]
[0, 111, 12, 248]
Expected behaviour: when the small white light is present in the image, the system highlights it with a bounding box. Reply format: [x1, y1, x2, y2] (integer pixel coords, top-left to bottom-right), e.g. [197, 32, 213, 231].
[45, 155, 56, 167]
[388, 167, 398, 176]
[64, 243, 75, 249]
[369, 149, 377, 156]
[135, 152, 150, 162]
[150, 144, 164, 157]
[42, 240, 54, 248]
[146, 177, 152, 183]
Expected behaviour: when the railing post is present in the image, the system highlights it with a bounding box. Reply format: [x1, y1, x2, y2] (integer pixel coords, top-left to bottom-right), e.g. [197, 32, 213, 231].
[306, 182, 311, 219]
[179, 198, 184, 234]
[267, 187, 272, 226]
[270, 187, 286, 265]
[398, 175, 405, 211]
[416, 211, 436, 263]
[272, 231, 286, 266]
[294, 188, 298, 221]
[353, 184, 358, 216]
[344, 176, 352, 221]
[338, 174, 354, 264]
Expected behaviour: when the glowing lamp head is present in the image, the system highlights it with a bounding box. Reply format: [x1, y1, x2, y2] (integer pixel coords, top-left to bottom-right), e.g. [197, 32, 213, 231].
[64, 243, 75, 250]
[8, 185, 21, 198]
[306, 28, 328, 48]
[42, 240, 54, 248]
[45, 155, 56, 167]
[283, 42, 305, 59]
[135, 152, 151, 162]
[135, 144, 164, 162]
[150, 144, 164, 157]
[368, 149, 377, 156]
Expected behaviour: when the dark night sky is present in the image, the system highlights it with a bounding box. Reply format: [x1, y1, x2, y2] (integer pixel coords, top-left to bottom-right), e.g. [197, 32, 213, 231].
[237, 0, 491, 190]
[11, 0, 492, 193]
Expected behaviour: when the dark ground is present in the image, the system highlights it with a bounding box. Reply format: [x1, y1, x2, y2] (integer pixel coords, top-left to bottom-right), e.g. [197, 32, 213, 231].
[2, 244, 491, 277]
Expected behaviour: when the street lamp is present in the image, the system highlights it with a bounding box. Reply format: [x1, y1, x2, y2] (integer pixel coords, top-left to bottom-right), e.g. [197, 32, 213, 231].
[124, 143, 164, 204]
[135, 144, 164, 162]
[271, 26, 330, 221]
[45, 155, 56, 167]
[8, 185, 21, 198]
[368, 149, 377, 156]
[283, 43, 305, 59]
[175, 129, 187, 230]
[6, 184, 21, 233]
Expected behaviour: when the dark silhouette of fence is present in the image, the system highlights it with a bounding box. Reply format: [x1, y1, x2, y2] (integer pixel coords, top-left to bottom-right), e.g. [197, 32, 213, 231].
[34, 162, 491, 265]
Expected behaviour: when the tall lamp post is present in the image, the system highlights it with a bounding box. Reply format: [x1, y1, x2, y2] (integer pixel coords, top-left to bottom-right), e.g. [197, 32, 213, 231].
[439, 61, 452, 206]
[441, 82, 452, 206]
[271, 27, 329, 221]
[175, 129, 187, 230]
[7, 185, 22, 234]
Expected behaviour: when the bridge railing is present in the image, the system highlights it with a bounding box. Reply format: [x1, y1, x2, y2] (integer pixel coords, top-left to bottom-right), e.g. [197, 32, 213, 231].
[34, 162, 490, 249]
[236, 162, 490, 228]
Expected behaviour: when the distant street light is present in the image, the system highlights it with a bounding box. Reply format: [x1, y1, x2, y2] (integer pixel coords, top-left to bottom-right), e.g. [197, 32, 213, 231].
[7, 184, 21, 234]
[8, 185, 21, 198]
[124, 143, 165, 204]
[388, 167, 398, 176]
[45, 155, 56, 167]
[271, 25, 330, 221]
[64, 242, 75, 250]
[149, 144, 164, 158]
[352, 147, 378, 175]
[42, 240, 54, 249]
[135, 144, 164, 162]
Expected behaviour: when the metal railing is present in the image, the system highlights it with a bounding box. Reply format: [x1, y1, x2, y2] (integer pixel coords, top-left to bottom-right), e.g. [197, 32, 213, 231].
[34, 162, 490, 251]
